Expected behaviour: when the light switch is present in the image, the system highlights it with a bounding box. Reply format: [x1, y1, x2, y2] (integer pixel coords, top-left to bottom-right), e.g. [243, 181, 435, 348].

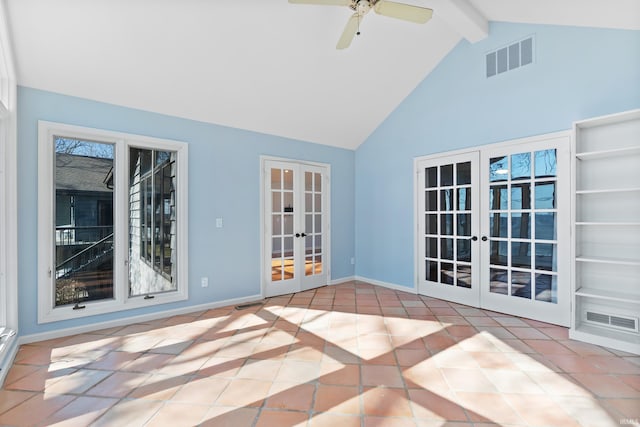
[216, 217, 223, 228]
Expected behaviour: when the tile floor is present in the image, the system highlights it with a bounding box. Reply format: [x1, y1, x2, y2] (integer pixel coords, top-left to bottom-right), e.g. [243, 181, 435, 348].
[1, 281, 639, 427]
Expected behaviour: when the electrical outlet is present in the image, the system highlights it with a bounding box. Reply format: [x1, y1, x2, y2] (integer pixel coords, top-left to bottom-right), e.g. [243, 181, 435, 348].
[201, 277, 209, 288]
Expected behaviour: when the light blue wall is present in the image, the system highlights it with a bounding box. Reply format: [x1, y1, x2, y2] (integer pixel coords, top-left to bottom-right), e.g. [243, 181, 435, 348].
[355, 22, 640, 288]
[18, 87, 355, 336]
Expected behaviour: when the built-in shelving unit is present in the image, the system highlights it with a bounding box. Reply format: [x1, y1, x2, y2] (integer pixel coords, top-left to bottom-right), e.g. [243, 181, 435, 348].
[571, 109, 640, 355]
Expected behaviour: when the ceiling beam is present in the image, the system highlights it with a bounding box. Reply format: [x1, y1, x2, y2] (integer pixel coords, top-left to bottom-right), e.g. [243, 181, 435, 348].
[433, 0, 488, 43]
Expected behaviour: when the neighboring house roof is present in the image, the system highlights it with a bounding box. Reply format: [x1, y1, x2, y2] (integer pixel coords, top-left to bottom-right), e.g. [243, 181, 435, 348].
[56, 153, 113, 193]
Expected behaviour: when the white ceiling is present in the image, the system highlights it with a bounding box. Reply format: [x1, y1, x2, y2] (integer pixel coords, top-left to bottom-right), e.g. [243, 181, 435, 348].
[6, 0, 640, 150]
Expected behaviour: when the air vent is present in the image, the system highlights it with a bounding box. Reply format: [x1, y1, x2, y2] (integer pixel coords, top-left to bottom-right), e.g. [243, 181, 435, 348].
[486, 36, 534, 78]
[586, 311, 639, 333]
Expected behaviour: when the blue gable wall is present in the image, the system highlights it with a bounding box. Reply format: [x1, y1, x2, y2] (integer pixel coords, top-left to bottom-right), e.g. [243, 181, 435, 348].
[354, 22, 640, 288]
[17, 87, 355, 336]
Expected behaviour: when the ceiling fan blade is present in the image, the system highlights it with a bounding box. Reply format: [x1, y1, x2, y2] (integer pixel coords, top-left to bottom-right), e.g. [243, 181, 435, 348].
[288, 0, 351, 5]
[374, 0, 433, 24]
[336, 14, 359, 49]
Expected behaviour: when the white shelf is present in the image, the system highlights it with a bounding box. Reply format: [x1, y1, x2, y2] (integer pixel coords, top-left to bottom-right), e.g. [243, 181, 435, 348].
[576, 187, 640, 194]
[572, 109, 640, 356]
[575, 255, 640, 266]
[576, 145, 640, 160]
[575, 287, 640, 303]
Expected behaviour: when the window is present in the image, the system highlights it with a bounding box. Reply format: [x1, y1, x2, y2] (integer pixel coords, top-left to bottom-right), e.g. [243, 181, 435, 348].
[38, 122, 188, 323]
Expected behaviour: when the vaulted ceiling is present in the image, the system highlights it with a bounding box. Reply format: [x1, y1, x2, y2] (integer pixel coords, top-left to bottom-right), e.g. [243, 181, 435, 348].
[6, 0, 640, 149]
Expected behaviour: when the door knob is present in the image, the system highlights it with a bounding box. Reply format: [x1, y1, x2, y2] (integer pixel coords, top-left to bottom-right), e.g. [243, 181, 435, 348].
[301, 233, 307, 237]
[295, 233, 301, 238]
[481, 236, 488, 241]
[471, 236, 478, 241]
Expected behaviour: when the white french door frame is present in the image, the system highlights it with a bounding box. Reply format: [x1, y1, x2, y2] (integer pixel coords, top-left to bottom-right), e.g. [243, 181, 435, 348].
[260, 156, 331, 298]
[415, 131, 572, 326]
[416, 151, 481, 307]
[480, 133, 571, 326]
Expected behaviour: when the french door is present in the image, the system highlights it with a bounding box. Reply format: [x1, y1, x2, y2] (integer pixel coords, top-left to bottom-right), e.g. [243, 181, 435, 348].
[417, 152, 480, 307]
[417, 134, 571, 326]
[263, 159, 330, 297]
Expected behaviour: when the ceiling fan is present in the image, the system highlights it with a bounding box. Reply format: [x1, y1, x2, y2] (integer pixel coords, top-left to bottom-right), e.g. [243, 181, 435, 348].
[289, 0, 433, 49]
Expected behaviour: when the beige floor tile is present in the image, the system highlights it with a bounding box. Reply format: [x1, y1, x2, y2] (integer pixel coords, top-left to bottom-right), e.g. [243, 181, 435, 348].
[0, 282, 635, 427]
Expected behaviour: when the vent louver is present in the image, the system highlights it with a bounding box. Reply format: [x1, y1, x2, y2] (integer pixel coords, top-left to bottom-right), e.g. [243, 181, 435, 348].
[486, 36, 534, 78]
[586, 311, 639, 333]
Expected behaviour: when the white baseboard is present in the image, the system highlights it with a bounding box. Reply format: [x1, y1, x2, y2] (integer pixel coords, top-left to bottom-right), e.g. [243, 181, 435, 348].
[19, 294, 263, 345]
[355, 276, 417, 294]
[0, 333, 18, 387]
[328, 276, 355, 286]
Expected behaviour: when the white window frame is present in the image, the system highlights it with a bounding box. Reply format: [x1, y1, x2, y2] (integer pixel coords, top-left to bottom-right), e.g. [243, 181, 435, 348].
[38, 121, 188, 324]
[0, 0, 19, 381]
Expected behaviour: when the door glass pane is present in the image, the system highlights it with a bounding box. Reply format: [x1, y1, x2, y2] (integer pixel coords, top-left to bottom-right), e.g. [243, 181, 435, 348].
[457, 239, 471, 262]
[426, 261, 438, 281]
[441, 189, 454, 211]
[425, 237, 437, 258]
[490, 268, 508, 295]
[314, 173, 322, 192]
[489, 156, 508, 182]
[535, 182, 556, 209]
[425, 191, 437, 211]
[283, 214, 294, 235]
[305, 235, 313, 255]
[456, 162, 471, 185]
[490, 185, 508, 209]
[425, 167, 437, 188]
[283, 192, 294, 213]
[511, 213, 531, 239]
[314, 255, 322, 274]
[271, 168, 281, 189]
[511, 242, 531, 268]
[535, 213, 556, 240]
[305, 214, 312, 234]
[457, 214, 471, 236]
[441, 214, 454, 235]
[511, 152, 531, 180]
[426, 214, 437, 234]
[457, 188, 471, 210]
[55, 138, 114, 306]
[535, 274, 557, 303]
[305, 193, 312, 212]
[490, 240, 508, 266]
[305, 172, 312, 191]
[511, 183, 531, 209]
[441, 238, 453, 260]
[511, 271, 531, 299]
[283, 169, 293, 190]
[457, 265, 471, 288]
[314, 194, 321, 213]
[272, 192, 281, 213]
[535, 243, 556, 271]
[535, 149, 556, 178]
[441, 263, 454, 285]
[314, 214, 321, 234]
[490, 214, 508, 238]
[129, 147, 178, 297]
[272, 215, 281, 235]
[440, 164, 453, 186]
